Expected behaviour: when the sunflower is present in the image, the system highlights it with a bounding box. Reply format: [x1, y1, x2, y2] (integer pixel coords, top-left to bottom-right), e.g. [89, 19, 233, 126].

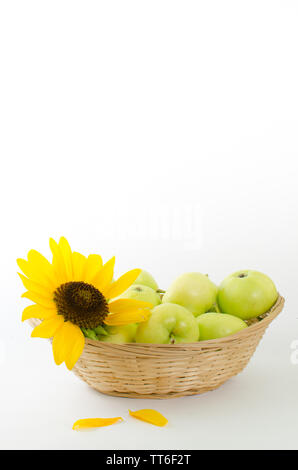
[17, 237, 152, 370]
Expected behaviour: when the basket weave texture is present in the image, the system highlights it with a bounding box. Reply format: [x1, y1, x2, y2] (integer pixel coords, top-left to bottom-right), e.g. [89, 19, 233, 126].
[29, 295, 284, 399]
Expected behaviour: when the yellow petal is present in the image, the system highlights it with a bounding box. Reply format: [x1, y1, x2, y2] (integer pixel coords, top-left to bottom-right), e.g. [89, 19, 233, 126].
[102, 269, 141, 299]
[18, 273, 53, 299]
[22, 291, 55, 309]
[52, 322, 69, 365]
[22, 304, 56, 321]
[64, 324, 85, 370]
[27, 249, 52, 270]
[108, 298, 153, 313]
[72, 252, 87, 281]
[27, 250, 56, 286]
[107, 306, 151, 318]
[72, 417, 123, 430]
[31, 315, 64, 338]
[49, 238, 68, 284]
[92, 256, 115, 292]
[84, 254, 103, 283]
[17, 254, 56, 289]
[58, 237, 73, 280]
[52, 321, 84, 367]
[104, 309, 150, 326]
[129, 409, 168, 427]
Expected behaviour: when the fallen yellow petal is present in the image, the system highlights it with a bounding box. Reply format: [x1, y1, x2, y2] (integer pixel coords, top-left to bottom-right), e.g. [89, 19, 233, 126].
[129, 409, 168, 427]
[72, 417, 123, 430]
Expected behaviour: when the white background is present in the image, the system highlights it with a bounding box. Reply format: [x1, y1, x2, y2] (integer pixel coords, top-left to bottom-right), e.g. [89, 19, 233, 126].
[1, 0, 298, 450]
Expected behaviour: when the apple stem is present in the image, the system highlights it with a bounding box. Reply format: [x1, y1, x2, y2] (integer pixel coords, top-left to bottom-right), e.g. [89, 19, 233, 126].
[213, 303, 221, 313]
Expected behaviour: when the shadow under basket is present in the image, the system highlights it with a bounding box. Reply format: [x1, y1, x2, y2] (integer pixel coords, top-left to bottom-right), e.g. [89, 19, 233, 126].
[29, 295, 284, 399]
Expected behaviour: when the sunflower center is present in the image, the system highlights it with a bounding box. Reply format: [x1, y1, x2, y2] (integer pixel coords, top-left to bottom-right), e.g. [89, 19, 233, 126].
[53, 281, 109, 328]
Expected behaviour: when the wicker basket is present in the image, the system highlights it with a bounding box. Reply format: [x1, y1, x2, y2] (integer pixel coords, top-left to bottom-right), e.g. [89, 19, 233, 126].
[29, 295, 284, 399]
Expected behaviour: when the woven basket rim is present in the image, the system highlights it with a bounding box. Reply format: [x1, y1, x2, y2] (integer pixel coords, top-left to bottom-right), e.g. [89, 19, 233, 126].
[83, 294, 284, 352]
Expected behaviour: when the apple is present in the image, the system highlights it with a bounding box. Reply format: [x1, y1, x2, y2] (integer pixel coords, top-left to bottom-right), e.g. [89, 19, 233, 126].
[217, 270, 278, 320]
[133, 270, 159, 291]
[162, 272, 217, 317]
[135, 303, 199, 344]
[197, 312, 247, 340]
[98, 324, 137, 344]
[118, 284, 161, 307]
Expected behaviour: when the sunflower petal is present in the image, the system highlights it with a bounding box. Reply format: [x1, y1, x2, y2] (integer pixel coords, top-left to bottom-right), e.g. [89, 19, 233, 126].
[108, 306, 152, 318]
[17, 254, 56, 289]
[72, 252, 87, 281]
[58, 237, 73, 280]
[64, 323, 85, 370]
[72, 417, 123, 430]
[21, 291, 55, 309]
[108, 298, 153, 313]
[22, 304, 56, 321]
[103, 269, 141, 299]
[49, 238, 68, 284]
[92, 256, 115, 292]
[18, 273, 53, 299]
[129, 409, 168, 427]
[52, 323, 68, 365]
[84, 254, 103, 283]
[104, 309, 150, 326]
[27, 249, 52, 270]
[31, 315, 64, 338]
[52, 321, 85, 368]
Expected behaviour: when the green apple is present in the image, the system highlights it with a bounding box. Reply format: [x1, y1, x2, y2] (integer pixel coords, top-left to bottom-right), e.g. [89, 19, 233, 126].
[98, 324, 138, 344]
[162, 272, 217, 317]
[135, 303, 199, 344]
[133, 270, 159, 291]
[197, 312, 247, 340]
[118, 284, 161, 307]
[217, 270, 278, 320]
